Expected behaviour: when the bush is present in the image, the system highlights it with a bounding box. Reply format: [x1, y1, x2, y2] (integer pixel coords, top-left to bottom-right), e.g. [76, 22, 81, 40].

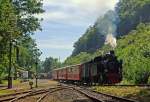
[148, 77, 150, 84]
[115, 23, 150, 84]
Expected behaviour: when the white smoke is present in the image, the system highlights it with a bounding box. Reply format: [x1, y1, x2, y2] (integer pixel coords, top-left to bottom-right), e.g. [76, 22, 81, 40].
[105, 34, 117, 48]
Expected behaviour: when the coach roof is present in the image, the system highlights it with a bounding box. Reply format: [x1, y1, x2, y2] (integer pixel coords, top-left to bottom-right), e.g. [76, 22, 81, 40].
[52, 63, 82, 71]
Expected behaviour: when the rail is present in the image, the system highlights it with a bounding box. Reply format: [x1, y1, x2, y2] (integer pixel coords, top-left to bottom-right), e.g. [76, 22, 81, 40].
[62, 84, 139, 102]
[0, 87, 61, 102]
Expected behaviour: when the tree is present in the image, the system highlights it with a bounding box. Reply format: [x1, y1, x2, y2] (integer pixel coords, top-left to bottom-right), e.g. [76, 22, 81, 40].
[12, 0, 44, 73]
[115, 23, 150, 84]
[64, 52, 91, 66]
[0, 0, 44, 84]
[0, 0, 24, 88]
[116, 0, 150, 35]
[13, 0, 44, 35]
[72, 26, 103, 56]
[17, 37, 41, 71]
[42, 57, 61, 72]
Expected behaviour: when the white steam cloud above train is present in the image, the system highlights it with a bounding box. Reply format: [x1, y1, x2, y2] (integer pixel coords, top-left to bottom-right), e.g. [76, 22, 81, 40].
[105, 34, 117, 48]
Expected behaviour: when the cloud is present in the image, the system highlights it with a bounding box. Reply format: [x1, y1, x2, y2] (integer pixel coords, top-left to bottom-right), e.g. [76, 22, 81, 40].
[36, 0, 119, 26]
[36, 39, 73, 50]
[35, 11, 91, 26]
[37, 11, 70, 22]
[43, 0, 118, 10]
[38, 43, 73, 50]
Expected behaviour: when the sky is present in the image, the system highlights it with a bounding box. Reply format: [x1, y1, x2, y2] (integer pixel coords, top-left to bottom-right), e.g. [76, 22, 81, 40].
[33, 0, 119, 62]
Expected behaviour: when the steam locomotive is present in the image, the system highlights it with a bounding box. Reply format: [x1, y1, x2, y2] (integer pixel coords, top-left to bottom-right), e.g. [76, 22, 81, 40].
[52, 51, 122, 85]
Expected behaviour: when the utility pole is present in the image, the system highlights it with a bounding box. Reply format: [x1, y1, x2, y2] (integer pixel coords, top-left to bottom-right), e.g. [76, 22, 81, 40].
[14, 42, 19, 80]
[59, 56, 60, 67]
[35, 49, 39, 88]
[8, 39, 12, 89]
[34, 48, 41, 88]
[35, 59, 38, 88]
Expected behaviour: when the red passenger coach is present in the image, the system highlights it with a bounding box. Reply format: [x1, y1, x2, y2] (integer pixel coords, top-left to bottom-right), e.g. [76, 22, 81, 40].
[52, 69, 58, 80]
[67, 64, 82, 81]
[57, 68, 67, 80]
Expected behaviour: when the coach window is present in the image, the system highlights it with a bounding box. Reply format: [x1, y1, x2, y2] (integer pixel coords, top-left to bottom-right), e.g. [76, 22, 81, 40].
[71, 68, 72, 72]
[73, 67, 76, 73]
[69, 68, 71, 72]
[75, 67, 77, 74]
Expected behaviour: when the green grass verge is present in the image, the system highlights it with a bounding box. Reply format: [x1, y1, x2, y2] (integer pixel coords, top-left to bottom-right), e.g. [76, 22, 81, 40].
[93, 86, 150, 102]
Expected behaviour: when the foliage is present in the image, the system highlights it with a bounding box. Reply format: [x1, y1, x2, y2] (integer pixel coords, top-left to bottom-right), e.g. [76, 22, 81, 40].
[13, 0, 44, 35]
[64, 52, 91, 66]
[0, 0, 20, 81]
[0, 0, 20, 40]
[0, 0, 44, 81]
[115, 23, 150, 84]
[116, 0, 150, 35]
[148, 77, 150, 84]
[72, 26, 102, 56]
[17, 37, 42, 72]
[42, 57, 61, 72]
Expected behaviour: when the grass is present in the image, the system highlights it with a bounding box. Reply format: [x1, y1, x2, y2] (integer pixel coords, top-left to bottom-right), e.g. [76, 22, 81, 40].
[0, 79, 58, 96]
[0, 79, 26, 95]
[0, 89, 16, 95]
[93, 86, 141, 97]
[92, 86, 150, 102]
[1, 79, 21, 86]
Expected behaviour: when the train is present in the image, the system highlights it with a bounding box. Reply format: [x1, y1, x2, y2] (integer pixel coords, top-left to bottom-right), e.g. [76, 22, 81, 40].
[52, 51, 122, 85]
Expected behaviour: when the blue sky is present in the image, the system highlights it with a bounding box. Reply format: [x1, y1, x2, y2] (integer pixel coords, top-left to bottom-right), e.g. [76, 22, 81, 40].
[33, 0, 119, 61]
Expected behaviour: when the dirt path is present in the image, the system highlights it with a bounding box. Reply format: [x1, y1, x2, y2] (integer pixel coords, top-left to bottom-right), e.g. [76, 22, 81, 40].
[42, 88, 94, 102]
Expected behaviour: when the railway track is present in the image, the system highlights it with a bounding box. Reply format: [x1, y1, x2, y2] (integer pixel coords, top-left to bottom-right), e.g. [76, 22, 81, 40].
[0, 83, 144, 102]
[62, 84, 139, 102]
[6, 85, 94, 102]
[98, 84, 150, 87]
[36, 87, 65, 102]
[0, 90, 33, 102]
[79, 88, 138, 102]
[0, 86, 63, 102]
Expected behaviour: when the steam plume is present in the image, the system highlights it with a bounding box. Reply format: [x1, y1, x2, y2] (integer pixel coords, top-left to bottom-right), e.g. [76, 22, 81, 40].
[105, 34, 117, 48]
